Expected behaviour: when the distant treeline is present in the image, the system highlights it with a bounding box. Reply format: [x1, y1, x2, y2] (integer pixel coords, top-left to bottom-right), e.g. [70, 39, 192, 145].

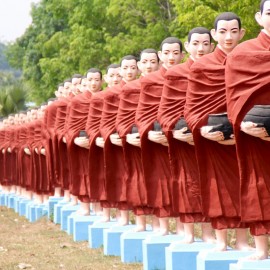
[5, 0, 261, 103]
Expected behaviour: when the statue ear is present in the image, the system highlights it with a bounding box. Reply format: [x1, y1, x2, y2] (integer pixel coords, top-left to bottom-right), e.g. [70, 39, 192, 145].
[158, 50, 163, 62]
[255, 12, 263, 27]
[210, 29, 218, 42]
[184, 41, 190, 53]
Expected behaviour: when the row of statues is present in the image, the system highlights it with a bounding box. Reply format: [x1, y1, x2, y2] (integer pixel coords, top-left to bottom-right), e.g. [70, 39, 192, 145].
[1, 0, 270, 262]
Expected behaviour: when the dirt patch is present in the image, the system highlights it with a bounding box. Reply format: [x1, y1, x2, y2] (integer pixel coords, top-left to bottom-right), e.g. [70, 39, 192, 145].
[0, 206, 142, 270]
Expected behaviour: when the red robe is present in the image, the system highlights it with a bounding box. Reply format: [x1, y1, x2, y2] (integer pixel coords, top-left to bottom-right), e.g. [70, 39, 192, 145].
[226, 31, 270, 236]
[18, 123, 31, 190]
[115, 78, 152, 215]
[184, 47, 245, 229]
[99, 81, 129, 209]
[32, 119, 49, 194]
[44, 101, 59, 190]
[0, 128, 5, 185]
[135, 66, 173, 217]
[85, 91, 106, 203]
[157, 58, 205, 223]
[65, 91, 92, 202]
[54, 97, 72, 191]
[3, 127, 16, 187]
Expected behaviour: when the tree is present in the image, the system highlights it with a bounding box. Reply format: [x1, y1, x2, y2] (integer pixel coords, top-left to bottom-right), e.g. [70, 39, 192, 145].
[0, 73, 27, 116]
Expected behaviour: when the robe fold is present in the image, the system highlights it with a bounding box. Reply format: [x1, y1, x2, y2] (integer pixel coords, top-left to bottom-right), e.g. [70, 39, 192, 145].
[185, 47, 244, 229]
[115, 78, 152, 215]
[65, 91, 92, 201]
[100, 81, 129, 209]
[157, 58, 205, 222]
[85, 91, 106, 202]
[44, 102, 59, 190]
[0, 128, 5, 185]
[33, 119, 49, 194]
[135, 66, 173, 217]
[54, 97, 71, 191]
[19, 123, 31, 189]
[226, 31, 270, 235]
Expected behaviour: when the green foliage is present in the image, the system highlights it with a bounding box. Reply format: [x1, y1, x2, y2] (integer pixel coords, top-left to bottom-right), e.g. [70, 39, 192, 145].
[0, 72, 27, 116]
[5, 0, 262, 104]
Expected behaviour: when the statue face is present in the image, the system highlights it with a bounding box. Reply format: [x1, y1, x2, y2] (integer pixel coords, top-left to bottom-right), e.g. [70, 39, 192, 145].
[80, 78, 89, 93]
[105, 67, 122, 87]
[71, 77, 82, 95]
[138, 53, 159, 76]
[63, 82, 72, 97]
[211, 19, 243, 54]
[256, 1, 270, 35]
[185, 33, 213, 60]
[158, 43, 182, 69]
[87, 72, 102, 93]
[120, 59, 138, 82]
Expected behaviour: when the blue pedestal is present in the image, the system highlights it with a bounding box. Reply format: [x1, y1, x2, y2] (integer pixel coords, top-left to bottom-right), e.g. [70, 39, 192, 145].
[103, 225, 136, 256]
[19, 199, 32, 216]
[7, 194, 16, 209]
[4, 193, 9, 206]
[14, 196, 23, 213]
[230, 259, 270, 270]
[165, 241, 216, 270]
[29, 204, 37, 222]
[61, 205, 80, 231]
[197, 250, 254, 270]
[47, 197, 63, 220]
[26, 201, 35, 219]
[35, 204, 47, 220]
[88, 221, 117, 248]
[67, 212, 77, 235]
[73, 215, 102, 242]
[0, 193, 7, 206]
[121, 230, 156, 263]
[53, 200, 69, 224]
[143, 234, 185, 270]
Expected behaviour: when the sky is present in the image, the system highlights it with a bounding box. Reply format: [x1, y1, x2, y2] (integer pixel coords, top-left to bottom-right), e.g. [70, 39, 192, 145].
[0, 0, 40, 43]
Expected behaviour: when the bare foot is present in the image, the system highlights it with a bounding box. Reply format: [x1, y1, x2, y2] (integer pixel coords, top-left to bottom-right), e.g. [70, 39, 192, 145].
[133, 225, 146, 232]
[239, 252, 269, 261]
[76, 209, 90, 216]
[212, 243, 227, 251]
[157, 229, 169, 236]
[179, 235, 194, 244]
[118, 220, 129, 226]
[98, 217, 110, 223]
[202, 235, 216, 244]
[235, 244, 255, 251]
[68, 201, 77, 206]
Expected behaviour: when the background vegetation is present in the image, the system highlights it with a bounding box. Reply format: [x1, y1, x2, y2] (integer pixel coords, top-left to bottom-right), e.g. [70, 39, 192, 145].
[3, 0, 262, 105]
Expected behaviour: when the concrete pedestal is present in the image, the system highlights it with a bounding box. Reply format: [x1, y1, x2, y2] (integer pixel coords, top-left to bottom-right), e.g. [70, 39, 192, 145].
[88, 221, 117, 248]
[53, 200, 69, 224]
[165, 241, 216, 270]
[7, 193, 16, 209]
[142, 234, 185, 270]
[47, 197, 63, 220]
[18, 199, 32, 216]
[121, 230, 156, 263]
[103, 225, 136, 256]
[61, 205, 80, 231]
[230, 259, 270, 270]
[73, 215, 102, 242]
[197, 250, 254, 270]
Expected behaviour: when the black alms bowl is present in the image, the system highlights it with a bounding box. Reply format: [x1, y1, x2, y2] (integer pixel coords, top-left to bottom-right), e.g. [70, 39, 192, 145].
[207, 113, 233, 140]
[173, 118, 191, 134]
[243, 105, 270, 135]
